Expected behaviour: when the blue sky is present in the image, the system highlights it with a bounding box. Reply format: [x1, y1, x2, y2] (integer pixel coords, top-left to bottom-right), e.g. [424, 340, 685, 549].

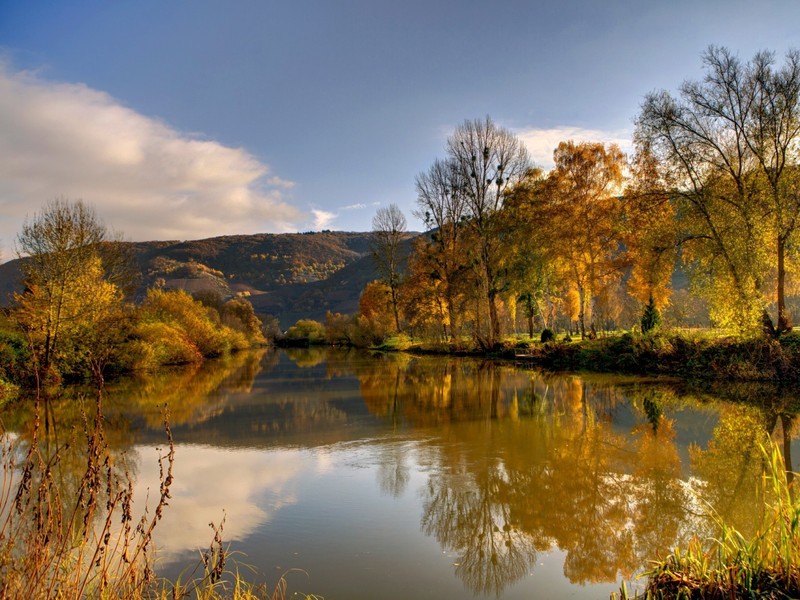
[0, 0, 798, 255]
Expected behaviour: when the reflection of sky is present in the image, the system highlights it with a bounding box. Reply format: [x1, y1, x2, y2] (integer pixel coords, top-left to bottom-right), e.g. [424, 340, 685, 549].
[130, 444, 330, 563]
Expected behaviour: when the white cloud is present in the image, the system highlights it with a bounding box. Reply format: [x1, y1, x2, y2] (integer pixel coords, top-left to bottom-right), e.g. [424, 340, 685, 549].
[0, 64, 305, 258]
[310, 208, 336, 229]
[340, 203, 366, 211]
[515, 126, 633, 170]
[127, 444, 322, 563]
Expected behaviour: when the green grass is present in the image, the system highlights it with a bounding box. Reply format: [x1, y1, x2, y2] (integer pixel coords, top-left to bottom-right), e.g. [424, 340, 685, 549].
[375, 333, 413, 351]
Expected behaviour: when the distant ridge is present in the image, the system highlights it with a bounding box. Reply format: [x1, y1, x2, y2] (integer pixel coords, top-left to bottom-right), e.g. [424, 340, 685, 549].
[0, 231, 420, 327]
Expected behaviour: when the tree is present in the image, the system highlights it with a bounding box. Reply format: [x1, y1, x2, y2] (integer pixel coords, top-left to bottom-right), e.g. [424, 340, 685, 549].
[14, 198, 123, 379]
[640, 295, 662, 334]
[446, 116, 531, 348]
[501, 168, 562, 337]
[538, 142, 627, 338]
[636, 46, 800, 334]
[623, 142, 678, 312]
[414, 158, 469, 342]
[358, 280, 396, 343]
[371, 203, 408, 332]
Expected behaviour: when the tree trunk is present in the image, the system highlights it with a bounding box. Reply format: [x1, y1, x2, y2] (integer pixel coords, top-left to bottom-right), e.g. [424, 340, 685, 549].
[487, 288, 500, 348]
[578, 285, 586, 340]
[483, 243, 500, 348]
[777, 235, 791, 334]
[527, 310, 534, 339]
[390, 284, 401, 333]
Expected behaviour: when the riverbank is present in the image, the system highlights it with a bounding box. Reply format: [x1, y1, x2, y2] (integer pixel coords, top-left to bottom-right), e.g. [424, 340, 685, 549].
[396, 331, 800, 382]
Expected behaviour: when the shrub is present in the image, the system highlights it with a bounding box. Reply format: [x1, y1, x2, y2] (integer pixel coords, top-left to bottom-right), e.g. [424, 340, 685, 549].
[0, 377, 19, 405]
[641, 296, 662, 334]
[126, 321, 204, 368]
[540, 328, 555, 343]
[221, 298, 266, 345]
[325, 311, 354, 345]
[0, 327, 32, 383]
[139, 289, 228, 358]
[285, 319, 326, 344]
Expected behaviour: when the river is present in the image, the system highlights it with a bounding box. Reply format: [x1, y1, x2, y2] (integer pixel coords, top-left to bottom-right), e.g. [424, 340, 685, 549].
[2, 347, 797, 599]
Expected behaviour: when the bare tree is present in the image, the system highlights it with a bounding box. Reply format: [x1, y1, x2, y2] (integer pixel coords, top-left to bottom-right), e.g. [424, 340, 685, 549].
[446, 116, 530, 348]
[371, 203, 408, 332]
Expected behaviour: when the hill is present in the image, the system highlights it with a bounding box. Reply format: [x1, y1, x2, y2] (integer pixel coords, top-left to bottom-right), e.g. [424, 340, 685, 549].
[0, 231, 419, 327]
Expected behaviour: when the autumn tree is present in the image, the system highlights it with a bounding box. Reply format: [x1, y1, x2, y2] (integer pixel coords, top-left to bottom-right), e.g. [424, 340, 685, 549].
[500, 168, 562, 337]
[400, 235, 475, 341]
[358, 280, 396, 343]
[623, 142, 678, 311]
[636, 46, 800, 334]
[414, 157, 469, 341]
[446, 116, 531, 348]
[14, 198, 126, 379]
[538, 142, 627, 338]
[371, 203, 408, 332]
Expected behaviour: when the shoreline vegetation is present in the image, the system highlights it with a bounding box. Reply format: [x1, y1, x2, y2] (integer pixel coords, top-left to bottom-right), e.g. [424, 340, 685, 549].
[439, 330, 800, 382]
[279, 326, 800, 383]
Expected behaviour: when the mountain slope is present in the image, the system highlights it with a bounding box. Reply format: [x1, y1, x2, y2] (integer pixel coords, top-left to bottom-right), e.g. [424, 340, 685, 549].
[0, 231, 415, 327]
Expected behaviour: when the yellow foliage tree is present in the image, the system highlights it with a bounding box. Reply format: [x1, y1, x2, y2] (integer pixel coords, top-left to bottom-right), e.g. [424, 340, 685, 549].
[636, 47, 800, 333]
[13, 199, 127, 381]
[538, 141, 628, 338]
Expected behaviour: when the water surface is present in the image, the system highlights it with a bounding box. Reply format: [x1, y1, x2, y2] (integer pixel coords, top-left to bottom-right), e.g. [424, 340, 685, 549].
[3, 348, 797, 599]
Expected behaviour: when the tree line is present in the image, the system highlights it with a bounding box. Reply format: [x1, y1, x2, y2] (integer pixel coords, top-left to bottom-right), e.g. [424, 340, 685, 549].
[365, 47, 800, 349]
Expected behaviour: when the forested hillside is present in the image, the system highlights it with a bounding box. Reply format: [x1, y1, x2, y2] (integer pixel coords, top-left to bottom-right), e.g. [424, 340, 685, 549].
[0, 231, 416, 326]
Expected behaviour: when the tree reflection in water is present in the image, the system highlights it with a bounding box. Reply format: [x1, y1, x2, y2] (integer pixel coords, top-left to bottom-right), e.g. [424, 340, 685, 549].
[421, 463, 536, 596]
[358, 356, 800, 595]
[4, 349, 800, 598]
[377, 441, 411, 498]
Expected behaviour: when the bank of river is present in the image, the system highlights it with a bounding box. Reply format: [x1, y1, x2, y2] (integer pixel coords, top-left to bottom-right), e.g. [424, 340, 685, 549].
[402, 331, 800, 382]
[2, 347, 797, 599]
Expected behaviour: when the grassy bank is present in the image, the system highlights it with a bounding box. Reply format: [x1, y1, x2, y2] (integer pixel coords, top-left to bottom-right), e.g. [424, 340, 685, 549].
[395, 331, 800, 381]
[518, 331, 800, 380]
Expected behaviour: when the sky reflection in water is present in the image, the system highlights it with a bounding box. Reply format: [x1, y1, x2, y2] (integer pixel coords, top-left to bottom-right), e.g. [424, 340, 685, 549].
[5, 348, 798, 600]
